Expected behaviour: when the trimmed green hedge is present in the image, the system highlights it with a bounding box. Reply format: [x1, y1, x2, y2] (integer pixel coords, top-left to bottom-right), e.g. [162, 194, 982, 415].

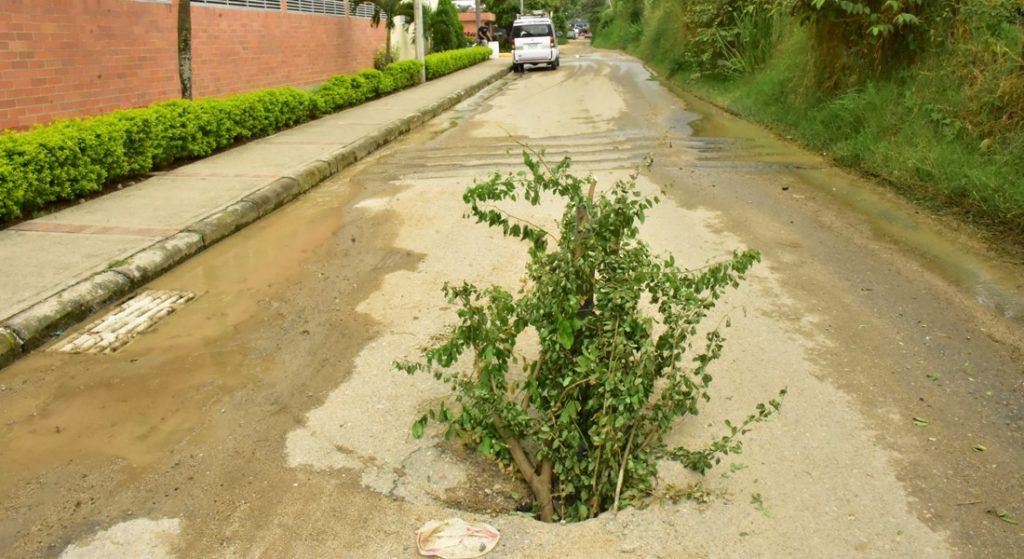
[0, 48, 493, 222]
[425, 46, 493, 81]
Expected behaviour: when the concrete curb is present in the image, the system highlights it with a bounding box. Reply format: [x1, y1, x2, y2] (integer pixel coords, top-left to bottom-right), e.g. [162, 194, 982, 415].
[0, 64, 510, 369]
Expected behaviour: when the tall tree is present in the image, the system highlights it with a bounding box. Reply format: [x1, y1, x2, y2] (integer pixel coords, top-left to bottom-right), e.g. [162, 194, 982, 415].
[430, 0, 464, 52]
[177, 0, 192, 99]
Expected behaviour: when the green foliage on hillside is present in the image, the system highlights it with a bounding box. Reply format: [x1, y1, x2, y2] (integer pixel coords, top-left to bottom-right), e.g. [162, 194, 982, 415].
[596, 0, 1024, 243]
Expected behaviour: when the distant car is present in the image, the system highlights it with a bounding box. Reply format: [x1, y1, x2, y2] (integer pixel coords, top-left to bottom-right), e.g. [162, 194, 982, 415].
[567, 27, 579, 39]
[578, 29, 591, 39]
[511, 14, 559, 73]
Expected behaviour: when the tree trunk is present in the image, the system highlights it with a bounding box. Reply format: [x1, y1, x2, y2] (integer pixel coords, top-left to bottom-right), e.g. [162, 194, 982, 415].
[177, 0, 192, 100]
[495, 423, 554, 521]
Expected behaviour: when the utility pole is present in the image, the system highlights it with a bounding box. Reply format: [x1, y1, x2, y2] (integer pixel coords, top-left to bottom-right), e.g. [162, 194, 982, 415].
[414, 0, 426, 83]
[474, 0, 481, 39]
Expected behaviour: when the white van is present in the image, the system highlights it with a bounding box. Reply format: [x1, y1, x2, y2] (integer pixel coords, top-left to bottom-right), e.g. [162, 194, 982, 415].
[511, 14, 559, 72]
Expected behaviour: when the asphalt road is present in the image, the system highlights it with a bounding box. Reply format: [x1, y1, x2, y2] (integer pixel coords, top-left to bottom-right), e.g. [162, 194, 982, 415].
[1, 44, 1022, 558]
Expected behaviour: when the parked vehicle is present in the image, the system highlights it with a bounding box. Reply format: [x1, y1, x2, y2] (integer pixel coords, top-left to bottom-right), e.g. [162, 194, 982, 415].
[511, 13, 559, 73]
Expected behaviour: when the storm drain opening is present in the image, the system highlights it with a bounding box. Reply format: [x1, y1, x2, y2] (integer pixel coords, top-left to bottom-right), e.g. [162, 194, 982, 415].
[53, 290, 196, 354]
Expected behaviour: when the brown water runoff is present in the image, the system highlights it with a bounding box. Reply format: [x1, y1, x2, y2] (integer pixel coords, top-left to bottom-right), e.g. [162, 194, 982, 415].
[679, 91, 1024, 327]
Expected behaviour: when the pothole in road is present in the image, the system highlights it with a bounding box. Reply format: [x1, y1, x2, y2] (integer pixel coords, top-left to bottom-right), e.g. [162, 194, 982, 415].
[51, 290, 196, 354]
[388, 441, 531, 517]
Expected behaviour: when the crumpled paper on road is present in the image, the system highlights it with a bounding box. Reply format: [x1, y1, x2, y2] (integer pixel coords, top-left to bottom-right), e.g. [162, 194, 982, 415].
[415, 518, 501, 558]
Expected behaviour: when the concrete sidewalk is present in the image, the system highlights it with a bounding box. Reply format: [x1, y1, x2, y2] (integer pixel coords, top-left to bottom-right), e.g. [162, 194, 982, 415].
[0, 59, 510, 368]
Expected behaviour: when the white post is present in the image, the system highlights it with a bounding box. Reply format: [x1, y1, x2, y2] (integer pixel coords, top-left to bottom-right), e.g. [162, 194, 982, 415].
[414, 0, 426, 84]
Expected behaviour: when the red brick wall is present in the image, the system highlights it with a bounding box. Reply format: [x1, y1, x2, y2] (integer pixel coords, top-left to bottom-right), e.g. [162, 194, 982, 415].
[0, 0, 385, 131]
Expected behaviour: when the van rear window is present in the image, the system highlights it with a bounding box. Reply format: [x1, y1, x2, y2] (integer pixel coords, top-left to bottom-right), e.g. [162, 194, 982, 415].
[513, 24, 552, 38]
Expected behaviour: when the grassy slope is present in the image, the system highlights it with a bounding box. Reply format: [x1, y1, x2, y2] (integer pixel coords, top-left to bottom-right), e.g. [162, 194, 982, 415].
[595, 3, 1024, 248]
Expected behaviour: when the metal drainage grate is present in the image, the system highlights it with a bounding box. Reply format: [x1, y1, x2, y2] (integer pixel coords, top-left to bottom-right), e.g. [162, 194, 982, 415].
[53, 290, 196, 354]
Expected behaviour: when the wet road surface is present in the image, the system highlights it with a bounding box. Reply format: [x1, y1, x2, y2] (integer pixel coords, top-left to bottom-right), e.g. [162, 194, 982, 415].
[1, 44, 1022, 558]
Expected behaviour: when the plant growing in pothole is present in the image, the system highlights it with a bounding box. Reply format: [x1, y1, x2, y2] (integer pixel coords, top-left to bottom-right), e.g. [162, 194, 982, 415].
[396, 152, 784, 522]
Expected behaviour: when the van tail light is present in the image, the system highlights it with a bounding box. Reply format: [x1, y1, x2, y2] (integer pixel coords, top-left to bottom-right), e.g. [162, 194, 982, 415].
[550, 37, 555, 48]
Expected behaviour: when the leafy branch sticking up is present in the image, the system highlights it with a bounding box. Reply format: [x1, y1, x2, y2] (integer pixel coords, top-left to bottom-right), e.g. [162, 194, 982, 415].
[396, 152, 785, 522]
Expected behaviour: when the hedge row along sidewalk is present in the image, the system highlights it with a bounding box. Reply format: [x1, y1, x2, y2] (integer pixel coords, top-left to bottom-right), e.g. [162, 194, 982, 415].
[0, 53, 510, 369]
[0, 47, 493, 224]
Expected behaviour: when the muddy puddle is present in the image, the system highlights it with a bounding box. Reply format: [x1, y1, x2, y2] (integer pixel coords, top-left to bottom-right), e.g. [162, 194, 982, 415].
[0, 179, 353, 497]
[678, 90, 1024, 326]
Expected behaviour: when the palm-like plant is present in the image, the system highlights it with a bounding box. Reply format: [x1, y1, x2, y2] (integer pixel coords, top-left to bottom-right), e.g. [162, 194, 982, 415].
[370, 0, 406, 66]
[394, 1, 432, 46]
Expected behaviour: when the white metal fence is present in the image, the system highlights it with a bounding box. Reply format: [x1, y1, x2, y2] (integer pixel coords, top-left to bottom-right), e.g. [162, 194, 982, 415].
[190, 0, 379, 19]
[287, 0, 347, 16]
[349, 2, 378, 19]
[191, 0, 282, 9]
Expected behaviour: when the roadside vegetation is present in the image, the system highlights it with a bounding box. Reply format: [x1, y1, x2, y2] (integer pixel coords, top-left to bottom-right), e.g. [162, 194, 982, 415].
[398, 153, 784, 522]
[0, 47, 492, 225]
[593, 0, 1024, 249]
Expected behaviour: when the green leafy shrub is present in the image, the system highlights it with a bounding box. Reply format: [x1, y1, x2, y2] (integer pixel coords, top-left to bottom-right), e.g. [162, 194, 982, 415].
[374, 45, 398, 71]
[686, 0, 782, 78]
[425, 46, 492, 80]
[315, 75, 359, 114]
[385, 60, 424, 91]
[398, 153, 783, 522]
[791, 0, 928, 88]
[107, 109, 160, 176]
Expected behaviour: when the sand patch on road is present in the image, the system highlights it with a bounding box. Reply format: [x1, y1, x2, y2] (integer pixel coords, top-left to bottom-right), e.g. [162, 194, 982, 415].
[59, 518, 181, 559]
[284, 167, 952, 557]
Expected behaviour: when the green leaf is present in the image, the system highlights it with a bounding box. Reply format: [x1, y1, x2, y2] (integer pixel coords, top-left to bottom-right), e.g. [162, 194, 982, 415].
[912, 417, 929, 427]
[559, 401, 579, 424]
[411, 415, 427, 439]
[987, 509, 1018, 525]
[557, 318, 574, 350]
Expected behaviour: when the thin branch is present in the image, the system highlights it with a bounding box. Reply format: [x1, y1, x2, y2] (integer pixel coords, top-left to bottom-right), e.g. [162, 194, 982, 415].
[480, 204, 556, 240]
[558, 375, 598, 401]
[613, 426, 637, 516]
[510, 137, 555, 175]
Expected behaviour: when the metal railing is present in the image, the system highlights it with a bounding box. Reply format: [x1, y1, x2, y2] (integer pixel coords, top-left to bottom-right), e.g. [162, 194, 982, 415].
[349, 1, 378, 19]
[287, 0, 347, 16]
[191, 0, 283, 10]
[190, 0, 378, 19]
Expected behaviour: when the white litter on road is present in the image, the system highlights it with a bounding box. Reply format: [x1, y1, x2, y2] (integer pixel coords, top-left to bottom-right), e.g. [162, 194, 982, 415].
[52, 290, 195, 354]
[416, 518, 500, 558]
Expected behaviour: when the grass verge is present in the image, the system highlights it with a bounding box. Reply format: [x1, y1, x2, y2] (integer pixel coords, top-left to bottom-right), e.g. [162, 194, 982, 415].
[595, 8, 1024, 252]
